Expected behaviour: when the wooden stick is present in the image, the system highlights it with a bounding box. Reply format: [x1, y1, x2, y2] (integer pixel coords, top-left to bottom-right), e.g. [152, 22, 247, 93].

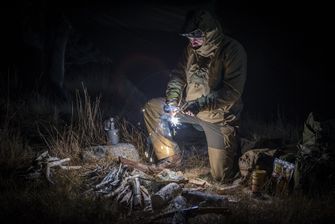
[131, 177, 142, 208]
[59, 165, 82, 170]
[119, 157, 162, 174]
[47, 158, 70, 168]
[117, 185, 131, 202]
[36, 151, 49, 161]
[141, 186, 152, 212]
[188, 178, 212, 187]
[120, 189, 133, 207]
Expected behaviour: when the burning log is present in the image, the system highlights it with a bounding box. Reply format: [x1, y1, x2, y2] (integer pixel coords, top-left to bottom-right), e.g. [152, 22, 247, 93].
[151, 183, 182, 210]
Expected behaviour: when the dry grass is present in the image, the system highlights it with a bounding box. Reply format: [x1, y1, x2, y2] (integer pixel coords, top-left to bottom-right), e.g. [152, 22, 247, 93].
[37, 86, 106, 163]
[0, 85, 125, 223]
[117, 117, 147, 159]
[224, 193, 335, 224]
[0, 128, 34, 172]
[240, 110, 302, 146]
[0, 169, 119, 224]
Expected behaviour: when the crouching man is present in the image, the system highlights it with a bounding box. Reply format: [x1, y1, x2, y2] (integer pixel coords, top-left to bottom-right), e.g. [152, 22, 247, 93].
[143, 10, 247, 182]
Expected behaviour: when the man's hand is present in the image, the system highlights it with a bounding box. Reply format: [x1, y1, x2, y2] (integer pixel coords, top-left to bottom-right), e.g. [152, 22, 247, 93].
[164, 99, 179, 115]
[181, 92, 219, 116]
[198, 92, 218, 111]
[181, 100, 201, 116]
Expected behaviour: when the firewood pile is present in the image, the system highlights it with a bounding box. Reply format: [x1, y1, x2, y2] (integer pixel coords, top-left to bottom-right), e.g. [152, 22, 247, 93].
[23, 151, 234, 222]
[80, 157, 234, 222]
[82, 163, 152, 215]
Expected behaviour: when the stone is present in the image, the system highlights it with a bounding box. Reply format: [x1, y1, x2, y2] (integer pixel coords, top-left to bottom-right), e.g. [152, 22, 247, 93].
[82, 143, 140, 162]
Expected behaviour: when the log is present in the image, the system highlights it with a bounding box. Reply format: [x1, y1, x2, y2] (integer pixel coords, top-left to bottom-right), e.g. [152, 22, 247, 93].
[181, 189, 228, 206]
[131, 177, 142, 208]
[170, 195, 187, 210]
[120, 189, 133, 207]
[151, 183, 182, 210]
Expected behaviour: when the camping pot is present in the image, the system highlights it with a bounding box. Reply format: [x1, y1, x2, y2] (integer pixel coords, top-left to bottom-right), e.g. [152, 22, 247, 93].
[104, 117, 119, 145]
[251, 168, 267, 193]
[107, 128, 119, 145]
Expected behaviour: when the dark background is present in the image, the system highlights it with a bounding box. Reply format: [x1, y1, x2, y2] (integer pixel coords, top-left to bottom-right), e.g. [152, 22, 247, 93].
[0, 0, 333, 124]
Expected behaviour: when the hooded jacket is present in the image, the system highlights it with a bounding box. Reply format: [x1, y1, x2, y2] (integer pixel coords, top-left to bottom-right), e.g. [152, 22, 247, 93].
[166, 10, 247, 124]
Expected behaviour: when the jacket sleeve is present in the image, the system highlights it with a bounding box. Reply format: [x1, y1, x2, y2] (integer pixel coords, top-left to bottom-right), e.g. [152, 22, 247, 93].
[215, 41, 247, 105]
[165, 48, 188, 102]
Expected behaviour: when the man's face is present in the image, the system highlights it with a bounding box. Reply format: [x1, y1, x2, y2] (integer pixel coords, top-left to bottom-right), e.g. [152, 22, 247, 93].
[188, 37, 204, 48]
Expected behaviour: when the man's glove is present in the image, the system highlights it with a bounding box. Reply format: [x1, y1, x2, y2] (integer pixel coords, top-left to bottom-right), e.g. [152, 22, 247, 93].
[164, 99, 179, 113]
[182, 92, 219, 115]
[182, 100, 201, 115]
[198, 91, 218, 111]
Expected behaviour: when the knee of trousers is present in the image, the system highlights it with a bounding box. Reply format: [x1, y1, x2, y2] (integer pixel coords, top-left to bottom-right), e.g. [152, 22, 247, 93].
[144, 98, 165, 114]
[143, 98, 179, 160]
[151, 134, 179, 160]
[208, 147, 234, 181]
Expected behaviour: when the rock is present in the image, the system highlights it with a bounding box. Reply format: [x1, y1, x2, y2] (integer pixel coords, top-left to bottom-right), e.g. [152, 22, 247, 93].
[82, 143, 140, 162]
[156, 169, 186, 183]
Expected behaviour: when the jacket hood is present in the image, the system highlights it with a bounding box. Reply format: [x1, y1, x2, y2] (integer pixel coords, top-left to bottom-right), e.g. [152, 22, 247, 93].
[182, 10, 224, 57]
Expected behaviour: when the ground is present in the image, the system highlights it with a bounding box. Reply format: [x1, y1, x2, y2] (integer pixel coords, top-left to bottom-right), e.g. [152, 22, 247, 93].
[0, 88, 334, 224]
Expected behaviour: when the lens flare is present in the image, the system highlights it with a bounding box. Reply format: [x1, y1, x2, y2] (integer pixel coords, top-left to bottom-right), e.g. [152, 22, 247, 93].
[170, 116, 180, 127]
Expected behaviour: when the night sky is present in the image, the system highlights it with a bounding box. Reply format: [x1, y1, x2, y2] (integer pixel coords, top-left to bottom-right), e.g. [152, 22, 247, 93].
[1, 0, 333, 123]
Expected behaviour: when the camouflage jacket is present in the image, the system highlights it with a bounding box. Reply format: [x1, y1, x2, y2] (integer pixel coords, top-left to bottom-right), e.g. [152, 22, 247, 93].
[166, 11, 247, 123]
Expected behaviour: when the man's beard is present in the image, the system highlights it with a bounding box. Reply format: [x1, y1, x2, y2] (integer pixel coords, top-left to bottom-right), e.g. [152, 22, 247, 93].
[192, 45, 202, 50]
